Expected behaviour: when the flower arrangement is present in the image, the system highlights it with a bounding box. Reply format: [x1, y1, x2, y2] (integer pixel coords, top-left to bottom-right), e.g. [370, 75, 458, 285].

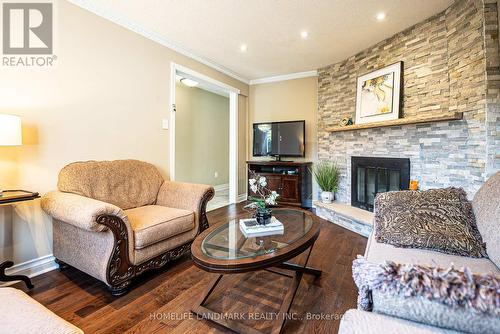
[247, 171, 279, 224]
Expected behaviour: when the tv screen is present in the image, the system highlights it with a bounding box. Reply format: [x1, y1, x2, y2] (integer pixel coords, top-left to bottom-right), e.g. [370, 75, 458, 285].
[253, 121, 305, 157]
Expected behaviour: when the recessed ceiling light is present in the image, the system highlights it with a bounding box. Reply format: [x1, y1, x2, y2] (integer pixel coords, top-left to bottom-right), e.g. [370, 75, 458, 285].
[240, 44, 248, 52]
[180, 78, 199, 87]
[376, 12, 386, 21]
[300, 31, 309, 39]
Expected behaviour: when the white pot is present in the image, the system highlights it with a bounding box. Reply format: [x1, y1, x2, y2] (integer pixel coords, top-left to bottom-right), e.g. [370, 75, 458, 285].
[320, 191, 334, 204]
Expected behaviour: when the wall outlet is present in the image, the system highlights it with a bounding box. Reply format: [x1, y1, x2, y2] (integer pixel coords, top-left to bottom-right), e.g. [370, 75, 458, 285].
[214, 172, 218, 178]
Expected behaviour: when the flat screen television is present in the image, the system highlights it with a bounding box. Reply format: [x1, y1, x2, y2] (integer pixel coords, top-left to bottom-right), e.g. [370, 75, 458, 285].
[253, 120, 305, 159]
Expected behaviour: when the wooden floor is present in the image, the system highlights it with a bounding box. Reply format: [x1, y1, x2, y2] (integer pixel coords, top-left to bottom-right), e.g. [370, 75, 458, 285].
[14, 203, 367, 334]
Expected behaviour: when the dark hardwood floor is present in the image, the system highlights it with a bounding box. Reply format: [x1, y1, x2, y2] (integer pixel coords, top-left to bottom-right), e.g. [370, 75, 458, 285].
[13, 203, 367, 334]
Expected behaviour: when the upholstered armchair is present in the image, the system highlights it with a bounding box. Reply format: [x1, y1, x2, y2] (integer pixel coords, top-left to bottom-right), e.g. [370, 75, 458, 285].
[41, 160, 214, 295]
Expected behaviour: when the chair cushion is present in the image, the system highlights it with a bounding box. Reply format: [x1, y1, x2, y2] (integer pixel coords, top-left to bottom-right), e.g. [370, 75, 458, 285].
[125, 205, 194, 249]
[58, 159, 164, 210]
[365, 233, 499, 275]
[0, 287, 83, 334]
[472, 171, 500, 269]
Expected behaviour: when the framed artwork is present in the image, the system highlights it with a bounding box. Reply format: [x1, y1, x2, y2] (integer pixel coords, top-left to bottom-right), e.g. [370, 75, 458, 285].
[355, 62, 402, 124]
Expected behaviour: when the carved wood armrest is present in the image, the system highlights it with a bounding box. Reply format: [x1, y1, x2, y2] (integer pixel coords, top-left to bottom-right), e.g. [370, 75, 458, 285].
[96, 214, 134, 291]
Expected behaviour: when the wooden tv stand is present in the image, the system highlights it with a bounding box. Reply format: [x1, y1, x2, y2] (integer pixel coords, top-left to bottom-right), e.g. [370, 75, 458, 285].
[247, 161, 312, 208]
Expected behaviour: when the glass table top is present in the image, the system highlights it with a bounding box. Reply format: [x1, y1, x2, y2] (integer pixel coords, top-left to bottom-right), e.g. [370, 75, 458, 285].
[201, 209, 313, 260]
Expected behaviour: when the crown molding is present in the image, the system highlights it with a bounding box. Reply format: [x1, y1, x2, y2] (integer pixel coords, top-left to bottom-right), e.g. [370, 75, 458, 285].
[67, 0, 250, 85]
[249, 70, 318, 85]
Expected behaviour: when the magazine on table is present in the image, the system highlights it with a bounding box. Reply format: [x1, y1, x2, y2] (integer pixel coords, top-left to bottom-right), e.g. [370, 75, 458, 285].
[239, 217, 284, 238]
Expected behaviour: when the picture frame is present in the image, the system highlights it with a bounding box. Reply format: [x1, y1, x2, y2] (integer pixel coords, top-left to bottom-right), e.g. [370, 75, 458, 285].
[355, 62, 402, 125]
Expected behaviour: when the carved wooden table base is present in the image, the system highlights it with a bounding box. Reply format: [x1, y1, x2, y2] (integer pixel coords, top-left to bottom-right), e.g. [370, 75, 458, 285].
[0, 261, 33, 289]
[191, 246, 321, 334]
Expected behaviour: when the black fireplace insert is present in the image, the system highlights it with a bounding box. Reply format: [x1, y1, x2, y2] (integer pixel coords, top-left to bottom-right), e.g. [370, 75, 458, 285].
[351, 156, 410, 211]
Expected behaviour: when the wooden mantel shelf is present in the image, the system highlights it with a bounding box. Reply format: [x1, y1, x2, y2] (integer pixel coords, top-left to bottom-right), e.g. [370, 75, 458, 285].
[326, 112, 463, 132]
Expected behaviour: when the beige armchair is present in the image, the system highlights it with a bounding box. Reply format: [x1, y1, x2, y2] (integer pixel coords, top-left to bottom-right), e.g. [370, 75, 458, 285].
[41, 159, 214, 295]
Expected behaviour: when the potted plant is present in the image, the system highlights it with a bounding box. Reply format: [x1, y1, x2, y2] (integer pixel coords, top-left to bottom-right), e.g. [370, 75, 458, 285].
[247, 171, 279, 225]
[312, 161, 340, 204]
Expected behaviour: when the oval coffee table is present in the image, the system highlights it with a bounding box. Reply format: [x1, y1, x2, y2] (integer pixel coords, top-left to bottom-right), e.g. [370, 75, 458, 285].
[191, 208, 322, 334]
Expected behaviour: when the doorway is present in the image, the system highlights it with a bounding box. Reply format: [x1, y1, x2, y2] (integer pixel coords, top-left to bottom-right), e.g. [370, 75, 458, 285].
[170, 63, 239, 211]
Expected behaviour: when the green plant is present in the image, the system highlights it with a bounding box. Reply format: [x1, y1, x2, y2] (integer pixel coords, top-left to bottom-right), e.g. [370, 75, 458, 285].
[312, 161, 340, 192]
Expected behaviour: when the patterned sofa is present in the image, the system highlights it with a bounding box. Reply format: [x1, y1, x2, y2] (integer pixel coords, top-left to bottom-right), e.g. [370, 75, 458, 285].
[340, 171, 500, 333]
[41, 160, 214, 295]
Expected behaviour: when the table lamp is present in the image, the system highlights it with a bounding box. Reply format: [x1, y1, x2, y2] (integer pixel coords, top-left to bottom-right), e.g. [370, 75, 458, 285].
[0, 114, 22, 196]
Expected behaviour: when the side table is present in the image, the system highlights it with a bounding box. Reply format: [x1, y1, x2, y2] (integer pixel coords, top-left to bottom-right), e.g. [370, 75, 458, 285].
[0, 190, 40, 289]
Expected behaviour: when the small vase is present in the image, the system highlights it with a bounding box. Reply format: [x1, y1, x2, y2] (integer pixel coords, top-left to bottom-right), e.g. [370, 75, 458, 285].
[254, 208, 272, 225]
[320, 191, 334, 204]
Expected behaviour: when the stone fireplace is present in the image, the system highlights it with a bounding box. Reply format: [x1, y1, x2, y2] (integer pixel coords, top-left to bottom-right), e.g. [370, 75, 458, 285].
[351, 157, 410, 211]
[313, 1, 499, 237]
[317, 1, 499, 204]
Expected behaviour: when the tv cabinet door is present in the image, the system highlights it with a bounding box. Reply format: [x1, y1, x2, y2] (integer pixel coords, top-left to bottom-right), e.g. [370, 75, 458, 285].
[280, 176, 300, 204]
[264, 175, 282, 194]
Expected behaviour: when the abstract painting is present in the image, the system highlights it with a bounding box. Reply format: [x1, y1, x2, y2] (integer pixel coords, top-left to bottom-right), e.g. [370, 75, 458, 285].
[355, 62, 402, 124]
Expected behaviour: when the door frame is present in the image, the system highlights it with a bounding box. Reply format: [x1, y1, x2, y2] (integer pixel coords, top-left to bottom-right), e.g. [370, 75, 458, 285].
[169, 63, 240, 204]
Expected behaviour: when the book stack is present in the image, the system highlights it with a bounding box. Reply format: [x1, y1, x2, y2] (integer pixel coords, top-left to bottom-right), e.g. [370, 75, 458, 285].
[239, 217, 284, 238]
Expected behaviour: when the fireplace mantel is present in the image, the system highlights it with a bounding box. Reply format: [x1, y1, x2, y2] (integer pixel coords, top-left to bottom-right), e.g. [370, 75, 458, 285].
[326, 112, 463, 133]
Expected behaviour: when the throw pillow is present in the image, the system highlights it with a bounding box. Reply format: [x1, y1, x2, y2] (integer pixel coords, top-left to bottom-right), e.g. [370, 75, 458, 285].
[374, 187, 486, 257]
[352, 258, 500, 334]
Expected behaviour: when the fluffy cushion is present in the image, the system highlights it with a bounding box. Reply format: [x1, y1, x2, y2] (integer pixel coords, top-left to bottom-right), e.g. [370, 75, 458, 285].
[58, 159, 164, 210]
[374, 188, 486, 257]
[352, 258, 500, 334]
[371, 291, 498, 334]
[472, 171, 500, 269]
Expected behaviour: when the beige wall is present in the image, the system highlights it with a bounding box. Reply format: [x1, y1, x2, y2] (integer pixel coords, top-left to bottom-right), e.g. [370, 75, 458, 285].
[248, 77, 318, 162]
[0, 0, 248, 268]
[175, 83, 229, 186]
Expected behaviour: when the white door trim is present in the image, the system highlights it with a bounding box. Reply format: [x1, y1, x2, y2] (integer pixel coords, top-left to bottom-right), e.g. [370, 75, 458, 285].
[170, 62, 239, 204]
[228, 91, 238, 204]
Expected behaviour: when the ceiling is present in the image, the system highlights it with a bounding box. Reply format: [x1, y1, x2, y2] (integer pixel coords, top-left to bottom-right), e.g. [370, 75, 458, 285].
[70, 0, 453, 82]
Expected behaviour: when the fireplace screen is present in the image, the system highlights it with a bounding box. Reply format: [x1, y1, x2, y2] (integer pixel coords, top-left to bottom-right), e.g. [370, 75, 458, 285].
[351, 157, 410, 211]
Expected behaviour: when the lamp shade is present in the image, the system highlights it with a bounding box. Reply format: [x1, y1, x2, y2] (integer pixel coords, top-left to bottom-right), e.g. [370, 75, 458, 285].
[0, 114, 22, 146]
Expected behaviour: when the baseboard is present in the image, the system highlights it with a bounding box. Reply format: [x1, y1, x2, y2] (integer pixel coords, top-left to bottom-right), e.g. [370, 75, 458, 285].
[237, 194, 247, 202]
[213, 183, 230, 192]
[0, 254, 58, 287]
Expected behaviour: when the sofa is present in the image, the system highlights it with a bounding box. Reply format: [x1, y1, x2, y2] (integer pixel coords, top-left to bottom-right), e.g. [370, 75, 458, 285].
[340, 171, 500, 333]
[0, 287, 83, 334]
[41, 159, 214, 295]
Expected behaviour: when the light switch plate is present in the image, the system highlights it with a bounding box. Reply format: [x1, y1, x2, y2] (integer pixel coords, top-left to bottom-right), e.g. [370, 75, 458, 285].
[162, 119, 169, 129]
